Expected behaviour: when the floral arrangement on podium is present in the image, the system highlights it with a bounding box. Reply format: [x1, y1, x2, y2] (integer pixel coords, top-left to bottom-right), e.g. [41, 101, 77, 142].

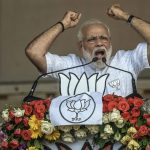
[0, 94, 150, 150]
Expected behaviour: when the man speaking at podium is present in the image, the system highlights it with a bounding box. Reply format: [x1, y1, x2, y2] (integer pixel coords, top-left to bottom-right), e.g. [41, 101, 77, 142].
[25, 4, 150, 150]
[25, 4, 150, 97]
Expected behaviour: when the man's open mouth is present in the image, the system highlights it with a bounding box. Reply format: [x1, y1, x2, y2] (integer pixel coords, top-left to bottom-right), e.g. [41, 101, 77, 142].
[94, 49, 105, 59]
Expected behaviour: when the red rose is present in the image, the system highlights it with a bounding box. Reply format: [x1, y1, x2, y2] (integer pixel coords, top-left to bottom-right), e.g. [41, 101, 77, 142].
[14, 129, 21, 137]
[131, 107, 140, 117]
[133, 97, 144, 108]
[9, 110, 15, 119]
[6, 124, 13, 131]
[107, 101, 118, 111]
[21, 130, 32, 141]
[133, 133, 140, 139]
[121, 112, 130, 121]
[143, 114, 150, 119]
[117, 97, 127, 102]
[33, 100, 43, 106]
[103, 94, 115, 102]
[146, 118, 150, 126]
[103, 102, 108, 113]
[10, 139, 19, 149]
[44, 99, 51, 109]
[22, 104, 33, 116]
[23, 117, 29, 127]
[34, 104, 46, 114]
[115, 97, 121, 103]
[15, 117, 22, 124]
[1, 141, 8, 149]
[134, 123, 140, 130]
[32, 100, 42, 105]
[33, 111, 44, 120]
[118, 100, 130, 112]
[129, 116, 137, 124]
[127, 98, 134, 106]
[29, 101, 36, 105]
[138, 125, 148, 136]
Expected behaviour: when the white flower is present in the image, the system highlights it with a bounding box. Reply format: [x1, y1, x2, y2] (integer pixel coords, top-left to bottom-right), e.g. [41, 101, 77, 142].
[61, 133, 75, 143]
[2, 109, 9, 122]
[14, 108, 25, 117]
[127, 139, 140, 150]
[100, 133, 109, 139]
[114, 131, 122, 141]
[121, 135, 132, 145]
[127, 127, 137, 136]
[104, 124, 114, 135]
[109, 108, 121, 122]
[41, 121, 55, 135]
[74, 129, 87, 139]
[86, 125, 99, 134]
[115, 117, 125, 128]
[102, 113, 109, 124]
[58, 125, 72, 133]
[72, 125, 80, 131]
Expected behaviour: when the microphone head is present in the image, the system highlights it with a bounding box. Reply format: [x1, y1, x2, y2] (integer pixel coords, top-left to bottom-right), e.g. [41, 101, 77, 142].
[92, 57, 99, 62]
[102, 57, 106, 63]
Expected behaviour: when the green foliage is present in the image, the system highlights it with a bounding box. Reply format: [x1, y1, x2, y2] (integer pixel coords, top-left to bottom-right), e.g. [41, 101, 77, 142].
[34, 140, 44, 150]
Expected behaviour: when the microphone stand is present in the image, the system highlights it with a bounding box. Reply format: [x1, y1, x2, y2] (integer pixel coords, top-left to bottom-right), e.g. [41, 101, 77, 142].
[23, 57, 98, 102]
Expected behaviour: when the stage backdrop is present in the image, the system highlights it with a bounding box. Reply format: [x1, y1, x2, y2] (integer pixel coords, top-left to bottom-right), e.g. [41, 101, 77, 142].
[0, 0, 150, 82]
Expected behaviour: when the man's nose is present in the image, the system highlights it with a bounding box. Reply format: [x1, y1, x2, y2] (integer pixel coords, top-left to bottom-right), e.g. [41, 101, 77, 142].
[95, 38, 103, 47]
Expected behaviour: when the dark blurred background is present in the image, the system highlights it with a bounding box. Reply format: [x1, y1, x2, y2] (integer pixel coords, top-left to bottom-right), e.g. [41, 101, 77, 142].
[0, 0, 150, 112]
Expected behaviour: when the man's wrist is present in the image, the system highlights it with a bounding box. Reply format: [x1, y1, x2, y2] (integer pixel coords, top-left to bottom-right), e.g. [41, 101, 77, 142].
[127, 15, 134, 24]
[57, 21, 65, 32]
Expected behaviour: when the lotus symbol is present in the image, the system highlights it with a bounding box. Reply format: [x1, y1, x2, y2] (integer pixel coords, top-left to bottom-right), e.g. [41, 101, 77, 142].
[66, 99, 91, 121]
[59, 73, 109, 96]
[108, 79, 120, 90]
[59, 93, 96, 123]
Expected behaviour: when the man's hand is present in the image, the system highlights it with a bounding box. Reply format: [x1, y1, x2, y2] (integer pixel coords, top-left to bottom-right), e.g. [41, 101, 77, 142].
[61, 11, 81, 30]
[107, 4, 129, 21]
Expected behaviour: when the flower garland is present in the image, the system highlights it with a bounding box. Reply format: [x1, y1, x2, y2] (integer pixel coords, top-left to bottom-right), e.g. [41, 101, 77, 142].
[0, 94, 150, 150]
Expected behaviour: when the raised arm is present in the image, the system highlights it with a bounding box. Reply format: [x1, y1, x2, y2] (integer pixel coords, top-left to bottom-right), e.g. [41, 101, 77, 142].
[107, 4, 150, 63]
[25, 11, 81, 73]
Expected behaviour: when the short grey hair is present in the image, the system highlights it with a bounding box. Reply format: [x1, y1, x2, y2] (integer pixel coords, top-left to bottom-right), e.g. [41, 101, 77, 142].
[77, 19, 111, 41]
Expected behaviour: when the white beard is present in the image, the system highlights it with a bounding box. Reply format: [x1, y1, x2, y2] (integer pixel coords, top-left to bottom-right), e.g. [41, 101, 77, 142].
[83, 46, 112, 69]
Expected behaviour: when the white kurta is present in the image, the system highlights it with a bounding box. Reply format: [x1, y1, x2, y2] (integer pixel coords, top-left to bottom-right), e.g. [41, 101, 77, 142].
[46, 43, 149, 97]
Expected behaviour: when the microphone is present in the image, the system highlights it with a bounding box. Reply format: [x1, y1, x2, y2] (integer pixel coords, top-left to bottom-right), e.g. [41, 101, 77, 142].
[102, 57, 142, 99]
[23, 57, 98, 102]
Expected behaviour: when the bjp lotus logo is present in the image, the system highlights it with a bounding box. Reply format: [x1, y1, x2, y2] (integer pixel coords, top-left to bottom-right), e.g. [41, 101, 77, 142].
[58, 73, 109, 96]
[66, 98, 91, 121]
[57, 73, 108, 123]
[60, 93, 95, 123]
[108, 79, 120, 90]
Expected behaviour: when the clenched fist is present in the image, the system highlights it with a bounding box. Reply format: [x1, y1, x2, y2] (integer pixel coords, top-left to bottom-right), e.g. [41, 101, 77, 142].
[107, 4, 129, 21]
[61, 11, 82, 30]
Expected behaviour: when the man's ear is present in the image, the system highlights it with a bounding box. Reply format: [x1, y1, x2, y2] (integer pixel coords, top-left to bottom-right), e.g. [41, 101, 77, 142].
[77, 41, 83, 51]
